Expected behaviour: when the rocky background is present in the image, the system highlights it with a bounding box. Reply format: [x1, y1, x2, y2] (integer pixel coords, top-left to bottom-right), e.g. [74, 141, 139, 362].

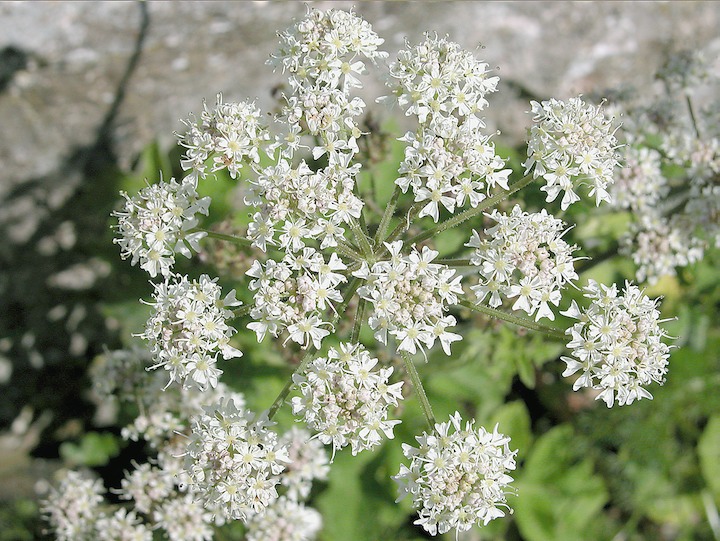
[2, 1, 720, 242]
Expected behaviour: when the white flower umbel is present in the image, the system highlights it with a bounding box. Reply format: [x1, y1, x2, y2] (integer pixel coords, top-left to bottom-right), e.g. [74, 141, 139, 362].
[177, 94, 270, 182]
[356, 241, 463, 356]
[113, 177, 210, 278]
[291, 342, 404, 457]
[394, 412, 517, 537]
[279, 426, 330, 502]
[384, 34, 510, 221]
[42, 471, 105, 541]
[117, 462, 174, 515]
[610, 146, 668, 212]
[467, 205, 579, 321]
[92, 348, 246, 447]
[383, 33, 499, 124]
[245, 496, 322, 541]
[142, 274, 242, 390]
[561, 280, 673, 407]
[524, 97, 619, 210]
[621, 214, 704, 285]
[152, 494, 214, 541]
[246, 160, 362, 252]
[185, 398, 290, 521]
[94, 508, 153, 541]
[246, 248, 346, 349]
[271, 6, 387, 94]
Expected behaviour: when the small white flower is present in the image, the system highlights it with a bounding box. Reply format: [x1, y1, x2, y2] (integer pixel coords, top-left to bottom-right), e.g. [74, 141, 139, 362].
[185, 398, 290, 521]
[358, 242, 462, 356]
[245, 497, 322, 541]
[468, 206, 579, 321]
[113, 178, 210, 278]
[42, 471, 105, 541]
[141, 274, 242, 389]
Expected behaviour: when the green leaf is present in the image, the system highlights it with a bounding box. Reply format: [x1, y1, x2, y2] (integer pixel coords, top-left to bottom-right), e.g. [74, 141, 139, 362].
[698, 415, 720, 499]
[514, 425, 608, 541]
[59, 432, 121, 467]
[316, 444, 406, 541]
[489, 401, 532, 461]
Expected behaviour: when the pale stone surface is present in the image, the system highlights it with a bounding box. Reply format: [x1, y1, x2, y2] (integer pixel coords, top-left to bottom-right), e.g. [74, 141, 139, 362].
[1, 1, 719, 220]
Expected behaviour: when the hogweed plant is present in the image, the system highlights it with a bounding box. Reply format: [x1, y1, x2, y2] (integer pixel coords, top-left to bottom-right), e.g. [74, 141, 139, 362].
[43, 7, 683, 540]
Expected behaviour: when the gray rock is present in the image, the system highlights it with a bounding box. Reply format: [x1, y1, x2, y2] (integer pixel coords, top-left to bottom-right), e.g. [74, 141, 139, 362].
[1, 1, 719, 232]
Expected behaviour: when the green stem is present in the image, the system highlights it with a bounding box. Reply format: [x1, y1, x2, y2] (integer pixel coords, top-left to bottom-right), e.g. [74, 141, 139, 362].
[436, 258, 473, 267]
[402, 352, 436, 429]
[266, 278, 362, 420]
[268, 348, 316, 420]
[458, 298, 567, 340]
[198, 229, 253, 247]
[384, 203, 420, 246]
[408, 173, 538, 246]
[232, 304, 252, 318]
[335, 240, 365, 263]
[686, 94, 702, 139]
[351, 298, 366, 344]
[349, 218, 375, 260]
[374, 184, 402, 247]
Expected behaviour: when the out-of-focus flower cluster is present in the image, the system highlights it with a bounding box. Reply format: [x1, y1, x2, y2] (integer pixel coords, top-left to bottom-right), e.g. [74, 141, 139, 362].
[608, 48, 719, 284]
[47, 347, 330, 541]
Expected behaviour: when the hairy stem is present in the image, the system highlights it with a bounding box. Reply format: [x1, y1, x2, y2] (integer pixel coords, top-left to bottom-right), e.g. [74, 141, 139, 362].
[351, 298, 366, 344]
[335, 240, 365, 263]
[459, 299, 567, 340]
[408, 173, 538, 246]
[686, 93, 702, 139]
[199, 229, 253, 246]
[384, 203, 420, 246]
[268, 349, 316, 420]
[436, 258, 473, 267]
[374, 184, 402, 247]
[349, 218, 375, 261]
[402, 352, 436, 429]
[232, 304, 252, 318]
